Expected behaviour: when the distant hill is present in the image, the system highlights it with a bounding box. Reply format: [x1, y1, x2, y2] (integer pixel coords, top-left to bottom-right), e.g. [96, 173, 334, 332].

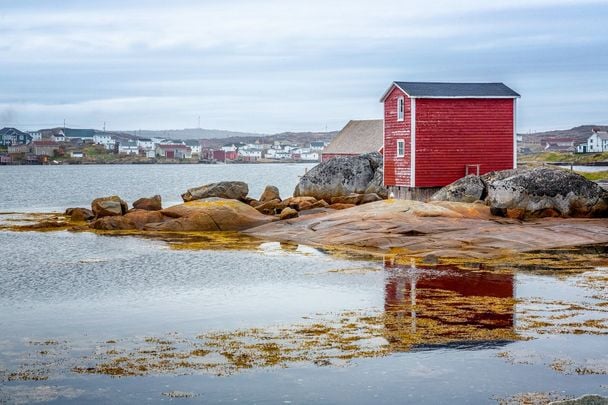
[197, 130, 338, 148]
[34, 126, 338, 147]
[520, 125, 608, 144]
[123, 128, 265, 140]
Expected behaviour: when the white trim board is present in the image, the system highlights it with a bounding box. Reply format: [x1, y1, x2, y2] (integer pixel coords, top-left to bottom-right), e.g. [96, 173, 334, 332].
[513, 98, 517, 169]
[411, 98, 416, 188]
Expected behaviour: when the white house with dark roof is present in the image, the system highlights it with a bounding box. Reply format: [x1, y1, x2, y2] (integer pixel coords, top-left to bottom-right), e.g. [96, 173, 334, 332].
[582, 130, 608, 153]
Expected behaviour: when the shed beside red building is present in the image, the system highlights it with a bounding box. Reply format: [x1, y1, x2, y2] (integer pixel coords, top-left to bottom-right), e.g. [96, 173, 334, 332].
[381, 81, 520, 199]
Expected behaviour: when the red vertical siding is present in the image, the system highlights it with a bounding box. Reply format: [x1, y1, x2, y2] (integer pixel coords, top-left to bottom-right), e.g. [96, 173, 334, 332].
[415, 98, 514, 187]
[383, 87, 412, 187]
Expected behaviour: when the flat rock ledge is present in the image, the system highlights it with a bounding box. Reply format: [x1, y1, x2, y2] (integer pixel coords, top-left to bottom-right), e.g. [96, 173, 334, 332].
[245, 199, 608, 259]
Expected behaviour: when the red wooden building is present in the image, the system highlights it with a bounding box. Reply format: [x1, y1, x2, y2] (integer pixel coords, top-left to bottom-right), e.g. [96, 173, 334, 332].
[381, 81, 520, 199]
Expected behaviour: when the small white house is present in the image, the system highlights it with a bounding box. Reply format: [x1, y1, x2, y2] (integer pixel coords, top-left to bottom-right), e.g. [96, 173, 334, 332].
[309, 141, 326, 151]
[70, 151, 84, 158]
[301, 151, 320, 161]
[137, 138, 154, 150]
[238, 148, 263, 161]
[28, 131, 42, 141]
[221, 144, 238, 153]
[52, 131, 66, 142]
[185, 140, 202, 156]
[585, 130, 608, 153]
[94, 134, 116, 150]
[118, 140, 139, 155]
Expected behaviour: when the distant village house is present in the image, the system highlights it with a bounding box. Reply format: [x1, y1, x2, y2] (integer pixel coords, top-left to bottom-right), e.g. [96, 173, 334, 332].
[577, 129, 608, 153]
[156, 144, 192, 159]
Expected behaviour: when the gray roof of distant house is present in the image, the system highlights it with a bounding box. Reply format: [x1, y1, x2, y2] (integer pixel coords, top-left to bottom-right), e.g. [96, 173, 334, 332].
[381, 82, 520, 100]
[0, 127, 29, 137]
[595, 131, 608, 140]
[323, 119, 383, 155]
[63, 128, 96, 138]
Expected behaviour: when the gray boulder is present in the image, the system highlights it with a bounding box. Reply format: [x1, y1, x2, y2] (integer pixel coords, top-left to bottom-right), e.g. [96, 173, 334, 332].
[364, 168, 389, 199]
[487, 167, 608, 217]
[431, 175, 486, 203]
[294, 152, 387, 202]
[433, 166, 608, 218]
[182, 181, 249, 202]
[549, 395, 608, 405]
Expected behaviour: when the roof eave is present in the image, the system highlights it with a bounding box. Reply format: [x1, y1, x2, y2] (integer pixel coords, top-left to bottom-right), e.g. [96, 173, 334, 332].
[409, 95, 520, 99]
[379, 82, 412, 102]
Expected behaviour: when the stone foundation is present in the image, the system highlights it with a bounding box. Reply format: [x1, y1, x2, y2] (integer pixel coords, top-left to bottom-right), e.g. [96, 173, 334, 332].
[389, 186, 442, 202]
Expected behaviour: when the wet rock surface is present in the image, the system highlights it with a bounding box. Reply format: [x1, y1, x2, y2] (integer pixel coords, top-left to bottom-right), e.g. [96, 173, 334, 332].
[294, 152, 388, 202]
[432, 167, 608, 218]
[246, 199, 608, 258]
[147, 198, 273, 231]
[181, 181, 249, 202]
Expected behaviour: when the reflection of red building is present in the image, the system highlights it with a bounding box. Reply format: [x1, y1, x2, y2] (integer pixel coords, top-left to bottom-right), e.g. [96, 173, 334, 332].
[383, 258, 515, 349]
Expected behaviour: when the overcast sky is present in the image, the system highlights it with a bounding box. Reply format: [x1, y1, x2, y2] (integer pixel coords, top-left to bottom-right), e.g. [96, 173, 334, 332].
[1, 0, 607, 133]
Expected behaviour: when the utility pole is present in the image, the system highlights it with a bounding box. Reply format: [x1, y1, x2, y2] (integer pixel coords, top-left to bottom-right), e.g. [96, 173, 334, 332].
[63, 119, 66, 129]
[103, 121, 106, 132]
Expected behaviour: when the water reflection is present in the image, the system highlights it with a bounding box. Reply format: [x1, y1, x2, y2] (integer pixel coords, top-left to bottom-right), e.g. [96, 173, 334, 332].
[383, 257, 517, 351]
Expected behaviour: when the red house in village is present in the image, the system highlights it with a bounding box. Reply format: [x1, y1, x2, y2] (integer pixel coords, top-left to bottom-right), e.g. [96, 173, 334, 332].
[381, 81, 520, 199]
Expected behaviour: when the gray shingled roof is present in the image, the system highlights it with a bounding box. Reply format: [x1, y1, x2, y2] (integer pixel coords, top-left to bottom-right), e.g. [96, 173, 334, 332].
[323, 119, 383, 155]
[382, 81, 520, 100]
[596, 131, 608, 140]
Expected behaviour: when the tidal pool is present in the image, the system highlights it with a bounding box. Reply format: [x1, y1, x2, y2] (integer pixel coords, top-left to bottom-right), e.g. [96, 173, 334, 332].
[0, 229, 607, 404]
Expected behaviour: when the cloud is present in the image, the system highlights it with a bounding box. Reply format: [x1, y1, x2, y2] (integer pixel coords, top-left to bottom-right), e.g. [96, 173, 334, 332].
[0, 0, 607, 132]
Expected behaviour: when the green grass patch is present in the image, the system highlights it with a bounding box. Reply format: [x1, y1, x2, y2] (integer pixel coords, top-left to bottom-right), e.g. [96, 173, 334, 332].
[520, 152, 608, 164]
[576, 170, 608, 182]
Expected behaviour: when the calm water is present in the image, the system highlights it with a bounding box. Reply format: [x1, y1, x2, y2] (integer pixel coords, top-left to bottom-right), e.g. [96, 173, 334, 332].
[0, 163, 315, 212]
[1, 165, 607, 404]
[557, 165, 608, 173]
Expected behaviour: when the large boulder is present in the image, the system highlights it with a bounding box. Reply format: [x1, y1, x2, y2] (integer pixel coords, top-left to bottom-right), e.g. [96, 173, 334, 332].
[431, 175, 486, 203]
[432, 167, 608, 218]
[91, 196, 128, 218]
[145, 198, 273, 231]
[487, 167, 608, 218]
[133, 195, 162, 211]
[294, 152, 387, 202]
[259, 185, 281, 203]
[181, 181, 249, 202]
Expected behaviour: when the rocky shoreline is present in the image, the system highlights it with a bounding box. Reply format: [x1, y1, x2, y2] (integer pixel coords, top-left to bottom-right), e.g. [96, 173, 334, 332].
[4, 154, 608, 260]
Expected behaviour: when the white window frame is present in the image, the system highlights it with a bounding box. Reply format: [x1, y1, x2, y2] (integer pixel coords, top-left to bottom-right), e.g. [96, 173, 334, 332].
[397, 139, 405, 157]
[397, 97, 404, 121]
